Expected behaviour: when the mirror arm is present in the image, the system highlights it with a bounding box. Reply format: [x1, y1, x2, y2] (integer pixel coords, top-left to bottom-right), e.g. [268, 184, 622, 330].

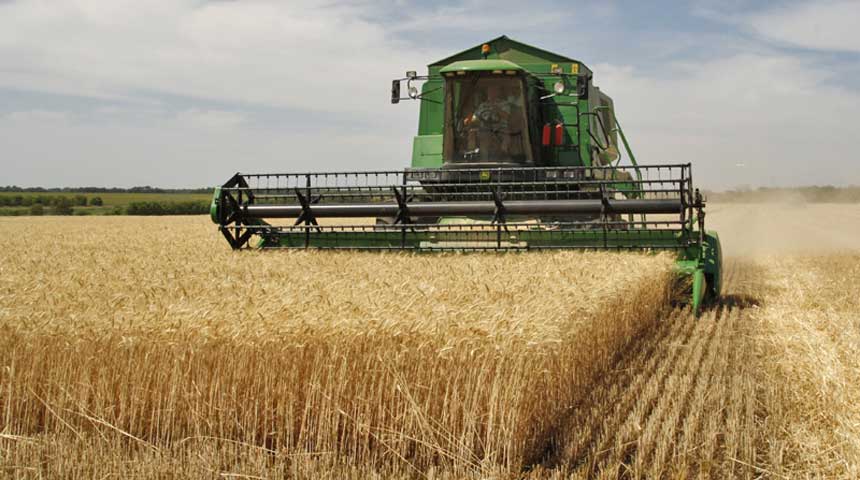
[390, 75, 433, 104]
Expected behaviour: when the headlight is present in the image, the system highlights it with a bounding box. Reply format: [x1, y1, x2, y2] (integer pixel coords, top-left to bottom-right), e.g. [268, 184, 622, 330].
[545, 170, 559, 179]
[553, 81, 565, 94]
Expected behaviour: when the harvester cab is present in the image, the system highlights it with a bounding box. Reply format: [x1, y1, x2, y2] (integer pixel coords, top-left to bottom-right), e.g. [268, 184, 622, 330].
[394, 42, 619, 173]
[211, 36, 722, 312]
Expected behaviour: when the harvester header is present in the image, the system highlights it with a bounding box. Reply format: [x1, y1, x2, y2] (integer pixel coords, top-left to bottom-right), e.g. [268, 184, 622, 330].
[211, 36, 722, 311]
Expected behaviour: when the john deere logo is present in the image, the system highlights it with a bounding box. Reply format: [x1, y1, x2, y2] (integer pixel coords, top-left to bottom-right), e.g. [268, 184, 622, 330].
[479, 171, 491, 181]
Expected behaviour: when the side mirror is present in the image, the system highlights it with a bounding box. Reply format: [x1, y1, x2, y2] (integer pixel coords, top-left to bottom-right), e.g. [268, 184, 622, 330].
[578, 75, 590, 98]
[391, 80, 401, 104]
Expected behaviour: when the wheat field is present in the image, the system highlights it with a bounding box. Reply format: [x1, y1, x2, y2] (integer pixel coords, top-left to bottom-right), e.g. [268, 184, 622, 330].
[2, 206, 860, 479]
[0, 216, 676, 478]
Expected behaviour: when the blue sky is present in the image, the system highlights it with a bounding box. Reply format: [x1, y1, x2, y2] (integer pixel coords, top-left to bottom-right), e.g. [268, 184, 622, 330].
[1, 0, 858, 189]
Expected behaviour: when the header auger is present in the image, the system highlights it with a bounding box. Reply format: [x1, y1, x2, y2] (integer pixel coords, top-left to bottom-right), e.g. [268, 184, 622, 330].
[211, 36, 722, 311]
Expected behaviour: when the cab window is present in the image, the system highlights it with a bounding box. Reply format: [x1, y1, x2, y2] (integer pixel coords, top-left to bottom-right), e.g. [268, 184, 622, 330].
[443, 74, 532, 165]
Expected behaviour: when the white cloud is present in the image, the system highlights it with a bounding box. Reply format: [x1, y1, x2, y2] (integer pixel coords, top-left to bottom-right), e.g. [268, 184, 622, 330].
[0, 0, 432, 186]
[172, 109, 246, 130]
[0, 0, 857, 190]
[388, 0, 561, 33]
[0, 0, 442, 116]
[0, 114, 412, 188]
[5, 110, 71, 124]
[741, 1, 860, 52]
[595, 52, 860, 188]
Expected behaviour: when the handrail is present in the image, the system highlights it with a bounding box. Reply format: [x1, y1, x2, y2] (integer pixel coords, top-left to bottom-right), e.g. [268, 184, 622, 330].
[612, 116, 642, 184]
[579, 111, 612, 152]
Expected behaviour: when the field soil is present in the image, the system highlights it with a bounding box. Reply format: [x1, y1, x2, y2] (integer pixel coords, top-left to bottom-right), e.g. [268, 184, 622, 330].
[2, 202, 860, 478]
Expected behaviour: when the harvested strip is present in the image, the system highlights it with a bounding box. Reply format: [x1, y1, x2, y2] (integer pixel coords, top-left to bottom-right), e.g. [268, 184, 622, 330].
[551, 261, 761, 479]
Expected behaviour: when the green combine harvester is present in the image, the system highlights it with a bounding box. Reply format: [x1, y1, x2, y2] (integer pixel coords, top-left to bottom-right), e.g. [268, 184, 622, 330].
[211, 36, 721, 311]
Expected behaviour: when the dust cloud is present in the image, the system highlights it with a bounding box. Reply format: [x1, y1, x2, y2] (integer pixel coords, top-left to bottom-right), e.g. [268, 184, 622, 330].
[706, 202, 860, 257]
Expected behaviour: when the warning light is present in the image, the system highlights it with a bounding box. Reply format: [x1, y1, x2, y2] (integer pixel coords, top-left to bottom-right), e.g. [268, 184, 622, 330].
[481, 44, 490, 58]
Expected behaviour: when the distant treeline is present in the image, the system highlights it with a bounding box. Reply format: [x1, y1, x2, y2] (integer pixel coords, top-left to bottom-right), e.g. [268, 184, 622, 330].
[705, 186, 860, 203]
[0, 189, 211, 216]
[125, 201, 209, 215]
[0, 185, 216, 216]
[0, 186, 213, 194]
[0, 194, 102, 207]
[0, 200, 209, 216]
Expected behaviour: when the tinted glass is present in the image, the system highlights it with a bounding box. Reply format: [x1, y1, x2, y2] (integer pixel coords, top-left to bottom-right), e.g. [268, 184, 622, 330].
[444, 75, 531, 164]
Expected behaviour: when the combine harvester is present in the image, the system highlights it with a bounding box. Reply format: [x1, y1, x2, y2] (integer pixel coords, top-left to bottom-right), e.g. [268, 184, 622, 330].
[211, 36, 721, 311]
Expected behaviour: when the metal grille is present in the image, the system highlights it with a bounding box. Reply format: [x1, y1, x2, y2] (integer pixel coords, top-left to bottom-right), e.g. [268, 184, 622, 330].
[215, 164, 702, 250]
